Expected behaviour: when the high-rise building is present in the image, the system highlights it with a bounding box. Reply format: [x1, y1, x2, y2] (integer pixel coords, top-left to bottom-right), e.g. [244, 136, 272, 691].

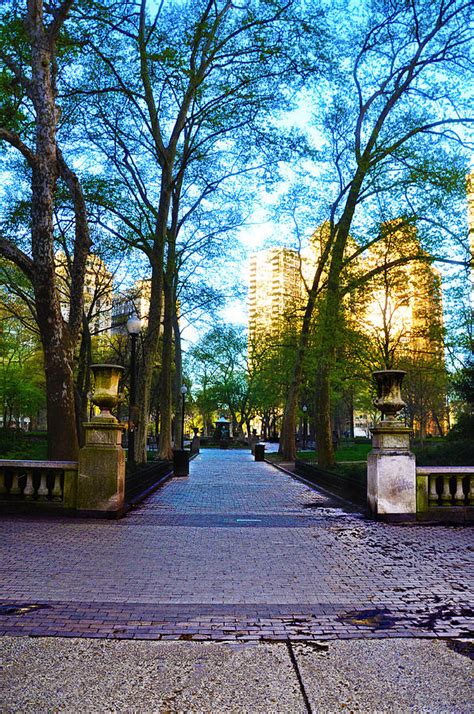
[248, 220, 447, 437]
[55, 252, 113, 335]
[111, 279, 151, 334]
[248, 247, 306, 346]
[467, 173, 474, 260]
[357, 221, 444, 363]
[467, 173, 474, 310]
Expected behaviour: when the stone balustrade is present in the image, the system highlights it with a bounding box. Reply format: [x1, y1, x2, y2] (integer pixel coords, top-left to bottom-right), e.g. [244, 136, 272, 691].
[0, 460, 78, 512]
[416, 466, 473, 520]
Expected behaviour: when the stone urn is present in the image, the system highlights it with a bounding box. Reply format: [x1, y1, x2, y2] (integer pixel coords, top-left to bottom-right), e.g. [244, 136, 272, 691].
[373, 369, 406, 422]
[90, 364, 124, 422]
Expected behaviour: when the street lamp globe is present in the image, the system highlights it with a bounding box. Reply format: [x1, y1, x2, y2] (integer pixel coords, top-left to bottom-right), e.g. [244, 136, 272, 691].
[181, 384, 188, 395]
[302, 404, 308, 413]
[126, 315, 142, 335]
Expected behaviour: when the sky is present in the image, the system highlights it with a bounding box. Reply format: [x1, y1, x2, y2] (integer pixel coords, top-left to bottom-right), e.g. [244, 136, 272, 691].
[1, 0, 473, 360]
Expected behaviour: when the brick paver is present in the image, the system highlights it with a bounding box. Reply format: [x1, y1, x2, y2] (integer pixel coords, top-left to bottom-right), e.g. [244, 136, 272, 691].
[0, 450, 472, 641]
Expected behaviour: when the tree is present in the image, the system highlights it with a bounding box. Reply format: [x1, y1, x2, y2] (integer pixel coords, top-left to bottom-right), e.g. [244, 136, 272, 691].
[0, 0, 92, 459]
[69, 0, 323, 461]
[0, 302, 45, 429]
[188, 324, 256, 437]
[279, 0, 473, 464]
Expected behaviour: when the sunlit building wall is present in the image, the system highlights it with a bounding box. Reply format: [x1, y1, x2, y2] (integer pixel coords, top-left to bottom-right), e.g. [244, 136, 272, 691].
[248, 221, 446, 437]
[248, 247, 306, 346]
[55, 252, 113, 335]
[111, 278, 151, 334]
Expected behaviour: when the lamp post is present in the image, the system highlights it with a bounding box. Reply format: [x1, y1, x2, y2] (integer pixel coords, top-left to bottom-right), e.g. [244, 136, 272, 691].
[173, 384, 190, 477]
[126, 315, 142, 465]
[181, 384, 188, 450]
[302, 404, 308, 450]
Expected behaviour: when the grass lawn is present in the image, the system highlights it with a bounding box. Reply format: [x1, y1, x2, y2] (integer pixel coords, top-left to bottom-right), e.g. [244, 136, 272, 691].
[296, 438, 474, 467]
[297, 442, 371, 463]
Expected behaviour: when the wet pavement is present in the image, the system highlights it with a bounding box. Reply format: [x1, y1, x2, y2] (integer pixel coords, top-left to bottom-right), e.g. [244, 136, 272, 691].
[0, 449, 473, 642]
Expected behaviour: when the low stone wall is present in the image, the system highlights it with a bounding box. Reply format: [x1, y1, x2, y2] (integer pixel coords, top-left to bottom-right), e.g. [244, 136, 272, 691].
[125, 459, 173, 504]
[294, 460, 366, 507]
[0, 460, 78, 514]
[295, 460, 474, 523]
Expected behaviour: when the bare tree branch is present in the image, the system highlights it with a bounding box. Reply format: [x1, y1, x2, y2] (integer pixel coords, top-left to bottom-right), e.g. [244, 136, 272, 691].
[0, 128, 36, 167]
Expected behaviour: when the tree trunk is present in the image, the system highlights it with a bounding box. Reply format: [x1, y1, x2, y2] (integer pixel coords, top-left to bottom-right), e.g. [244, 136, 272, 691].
[158, 244, 176, 461]
[348, 389, 354, 439]
[279, 377, 300, 460]
[0, 3, 90, 462]
[278, 225, 336, 460]
[134, 263, 163, 464]
[314, 359, 334, 468]
[29, 21, 79, 460]
[158, 316, 173, 458]
[172, 304, 182, 448]
[134, 170, 172, 463]
[74, 319, 92, 447]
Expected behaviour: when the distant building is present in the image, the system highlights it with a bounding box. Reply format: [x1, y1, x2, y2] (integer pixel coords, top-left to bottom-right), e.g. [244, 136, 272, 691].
[356, 221, 446, 436]
[467, 173, 474, 311]
[358, 221, 444, 363]
[55, 252, 113, 335]
[468, 173, 474, 257]
[248, 225, 359, 348]
[111, 279, 151, 334]
[248, 220, 447, 437]
[248, 247, 306, 346]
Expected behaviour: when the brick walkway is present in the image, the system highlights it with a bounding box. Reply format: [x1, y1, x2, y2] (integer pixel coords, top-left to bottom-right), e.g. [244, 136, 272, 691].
[0, 450, 472, 641]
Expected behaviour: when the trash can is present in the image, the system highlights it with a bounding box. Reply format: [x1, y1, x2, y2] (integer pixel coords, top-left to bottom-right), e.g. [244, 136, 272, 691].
[254, 443, 265, 462]
[173, 449, 189, 477]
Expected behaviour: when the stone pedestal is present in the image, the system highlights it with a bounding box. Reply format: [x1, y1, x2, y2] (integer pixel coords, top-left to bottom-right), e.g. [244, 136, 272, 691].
[367, 423, 416, 521]
[249, 435, 258, 454]
[77, 421, 125, 517]
[190, 435, 200, 454]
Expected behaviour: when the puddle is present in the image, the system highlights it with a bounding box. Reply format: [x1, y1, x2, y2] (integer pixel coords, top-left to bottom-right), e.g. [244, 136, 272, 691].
[0, 603, 50, 616]
[293, 640, 330, 656]
[338, 608, 397, 629]
[415, 604, 474, 631]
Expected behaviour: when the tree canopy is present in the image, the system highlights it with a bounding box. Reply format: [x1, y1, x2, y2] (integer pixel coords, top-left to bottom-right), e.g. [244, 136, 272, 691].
[0, 0, 472, 463]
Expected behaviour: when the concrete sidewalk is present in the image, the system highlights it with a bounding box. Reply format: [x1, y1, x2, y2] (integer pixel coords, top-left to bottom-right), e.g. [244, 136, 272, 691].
[2, 636, 472, 712]
[1, 449, 473, 711]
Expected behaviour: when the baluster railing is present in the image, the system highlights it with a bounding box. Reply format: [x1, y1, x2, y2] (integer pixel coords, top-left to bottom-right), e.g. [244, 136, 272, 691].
[51, 471, 63, 501]
[0, 460, 78, 510]
[37, 472, 49, 500]
[440, 474, 452, 505]
[454, 475, 465, 504]
[417, 467, 473, 513]
[23, 470, 35, 499]
[428, 474, 439, 506]
[10, 469, 21, 496]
